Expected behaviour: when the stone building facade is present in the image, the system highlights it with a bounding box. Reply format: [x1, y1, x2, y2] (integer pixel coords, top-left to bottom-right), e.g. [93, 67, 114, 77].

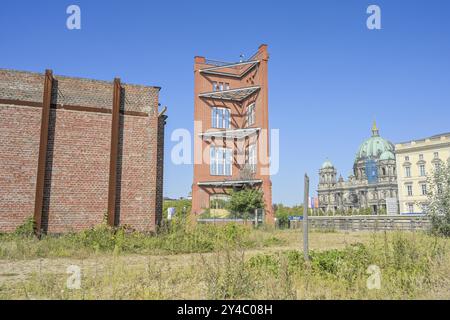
[395, 132, 450, 214]
[0, 69, 166, 234]
[318, 123, 398, 214]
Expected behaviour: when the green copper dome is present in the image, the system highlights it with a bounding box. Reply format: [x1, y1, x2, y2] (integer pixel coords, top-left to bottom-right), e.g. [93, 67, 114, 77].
[355, 122, 395, 162]
[379, 150, 395, 161]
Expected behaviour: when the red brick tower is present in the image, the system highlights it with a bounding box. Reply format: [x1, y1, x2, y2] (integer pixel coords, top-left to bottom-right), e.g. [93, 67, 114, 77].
[191, 45, 273, 222]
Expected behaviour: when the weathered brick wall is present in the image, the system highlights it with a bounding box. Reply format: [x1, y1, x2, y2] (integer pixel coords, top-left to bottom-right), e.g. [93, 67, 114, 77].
[115, 115, 157, 232]
[0, 105, 41, 232]
[42, 110, 112, 233]
[0, 69, 165, 233]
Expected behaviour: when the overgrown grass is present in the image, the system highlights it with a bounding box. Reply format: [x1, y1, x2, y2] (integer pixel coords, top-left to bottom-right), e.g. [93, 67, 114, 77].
[0, 217, 285, 260]
[2, 231, 447, 300]
[222, 231, 450, 299]
[1, 218, 449, 299]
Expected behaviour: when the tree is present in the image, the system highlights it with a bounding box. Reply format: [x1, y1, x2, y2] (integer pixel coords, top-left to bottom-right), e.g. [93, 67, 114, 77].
[227, 189, 264, 219]
[427, 160, 450, 237]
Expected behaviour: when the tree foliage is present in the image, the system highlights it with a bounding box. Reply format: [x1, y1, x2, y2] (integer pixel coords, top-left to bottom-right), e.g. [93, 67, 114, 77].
[227, 189, 264, 218]
[274, 204, 304, 228]
[427, 160, 450, 237]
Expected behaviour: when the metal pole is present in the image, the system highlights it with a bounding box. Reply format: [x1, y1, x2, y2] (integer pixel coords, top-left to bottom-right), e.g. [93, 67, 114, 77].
[303, 174, 310, 261]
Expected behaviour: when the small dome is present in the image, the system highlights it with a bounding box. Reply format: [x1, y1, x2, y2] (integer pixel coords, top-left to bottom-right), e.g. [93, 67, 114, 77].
[380, 150, 395, 161]
[321, 159, 334, 169]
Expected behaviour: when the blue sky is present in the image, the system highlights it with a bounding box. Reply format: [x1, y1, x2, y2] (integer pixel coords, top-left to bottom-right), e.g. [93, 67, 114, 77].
[1, 0, 450, 206]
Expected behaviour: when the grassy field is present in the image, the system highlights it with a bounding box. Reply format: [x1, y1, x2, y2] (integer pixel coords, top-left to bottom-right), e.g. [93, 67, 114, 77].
[0, 223, 449, 300]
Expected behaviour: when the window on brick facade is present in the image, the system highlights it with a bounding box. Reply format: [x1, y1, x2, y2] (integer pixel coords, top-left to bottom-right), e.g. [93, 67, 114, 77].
[210, 194, 230, 210]
[210, 147, 232, 176]
[212, 82, 229, 92]
[247, 103, 255, 126]
[247, 144, 257, 173]
[211, 107, 230, 129]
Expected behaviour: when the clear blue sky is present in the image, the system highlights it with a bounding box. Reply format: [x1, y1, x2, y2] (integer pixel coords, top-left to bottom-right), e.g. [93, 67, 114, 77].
[1, 0, 450, 206]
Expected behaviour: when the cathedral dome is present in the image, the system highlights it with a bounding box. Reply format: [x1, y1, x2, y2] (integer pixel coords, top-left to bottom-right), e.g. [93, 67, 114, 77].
[355, 122, 394, 162]
[379, 150, 395, 161]
[321, 159, 334, 169]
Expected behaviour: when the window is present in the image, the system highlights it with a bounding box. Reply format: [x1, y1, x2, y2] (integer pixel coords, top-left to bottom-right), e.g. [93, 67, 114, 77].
[405, 166, 411, 178]
[211, 107, 230, 129]
[212, 82, 229, 92]
[210, 194, 230, 210]
[434, 162, 441, 171]
[421, 184, 427, 196]
[407, 185, 413, 197]
[419, 154, 424, 161]
[419, 164, 426, 176]
[247, 103, 255, 126]
[210, 147, 232, 176]
[248, 144, 257, 173]
[434, 152, 439, 159]
[405, 156, 410, 161]
[408, 203, 414, 213]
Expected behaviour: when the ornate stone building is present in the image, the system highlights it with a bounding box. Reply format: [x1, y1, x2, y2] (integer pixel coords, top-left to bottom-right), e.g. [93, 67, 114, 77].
[318, 123, 398, 214]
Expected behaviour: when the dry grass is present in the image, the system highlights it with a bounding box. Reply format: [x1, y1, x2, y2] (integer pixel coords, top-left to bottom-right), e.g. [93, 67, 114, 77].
[0, 228, 449, 300]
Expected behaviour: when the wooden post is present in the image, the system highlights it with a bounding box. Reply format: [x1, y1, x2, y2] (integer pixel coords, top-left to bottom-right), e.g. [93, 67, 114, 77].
[303, 174, 310, 261]
[107, 78, 121, 227]
[33, 69, 53, 236]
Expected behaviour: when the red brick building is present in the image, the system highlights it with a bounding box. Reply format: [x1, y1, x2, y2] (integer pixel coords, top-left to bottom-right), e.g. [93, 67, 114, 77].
[192, 45, 273, 221]
[0, 69, 166, 234]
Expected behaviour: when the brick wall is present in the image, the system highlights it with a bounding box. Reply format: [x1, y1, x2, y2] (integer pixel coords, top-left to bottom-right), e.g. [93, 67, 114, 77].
[0, 105, 41, 232]
[0, 69, 165, 233]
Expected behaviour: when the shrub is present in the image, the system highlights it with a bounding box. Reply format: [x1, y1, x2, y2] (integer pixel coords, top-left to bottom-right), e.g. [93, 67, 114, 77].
[427, 160, 450, 237]
[227, 189, 264, 218]
[13, 217, 35, 237]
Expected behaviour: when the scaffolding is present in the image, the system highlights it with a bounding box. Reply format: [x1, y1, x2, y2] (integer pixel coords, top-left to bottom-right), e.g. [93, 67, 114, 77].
[199, 86, 260, 102]
[199, 127, 260, 140]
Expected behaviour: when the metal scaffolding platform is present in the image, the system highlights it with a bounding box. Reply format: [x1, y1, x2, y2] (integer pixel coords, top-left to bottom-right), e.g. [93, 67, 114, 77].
[200, 60, 260, 78]
[197, 179, 263, 187]
[199, 86, 260, 102]
[199, 127, 260, 140]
